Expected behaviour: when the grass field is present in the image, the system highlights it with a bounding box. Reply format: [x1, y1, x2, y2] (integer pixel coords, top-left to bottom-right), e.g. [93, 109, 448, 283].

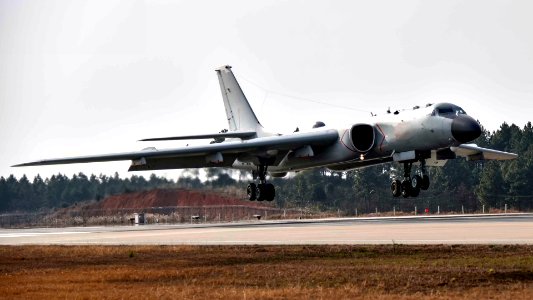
[0, 245, 532, 299]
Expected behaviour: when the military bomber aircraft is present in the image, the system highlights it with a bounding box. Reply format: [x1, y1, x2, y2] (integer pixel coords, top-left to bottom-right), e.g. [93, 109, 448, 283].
[14, 65, 517, 201]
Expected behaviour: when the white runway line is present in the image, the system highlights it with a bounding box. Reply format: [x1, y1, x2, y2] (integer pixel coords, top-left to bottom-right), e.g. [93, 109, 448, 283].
[0, 232, 89, 238]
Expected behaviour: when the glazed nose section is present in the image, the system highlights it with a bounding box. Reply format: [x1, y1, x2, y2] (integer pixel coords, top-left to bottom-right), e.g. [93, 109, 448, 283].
[451, 115, 482, 143]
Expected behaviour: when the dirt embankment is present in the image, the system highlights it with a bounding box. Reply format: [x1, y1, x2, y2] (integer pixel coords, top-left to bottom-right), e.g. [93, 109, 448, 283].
[87, 188, 271, 210]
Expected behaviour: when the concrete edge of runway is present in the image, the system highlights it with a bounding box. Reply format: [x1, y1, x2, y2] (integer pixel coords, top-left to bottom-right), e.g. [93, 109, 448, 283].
[4, 212, 532, 233]
[1, 213, 532, 245]
[100, 212, 533, 231]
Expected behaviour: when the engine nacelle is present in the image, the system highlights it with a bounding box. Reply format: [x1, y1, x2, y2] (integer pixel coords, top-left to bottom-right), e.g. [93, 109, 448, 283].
[348, 124, 375, 153]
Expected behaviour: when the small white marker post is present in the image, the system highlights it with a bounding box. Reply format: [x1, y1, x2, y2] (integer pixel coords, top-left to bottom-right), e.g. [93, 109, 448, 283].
[414, 206, 417, 215]
[437, 205, 440, 215]
[393, 206, 395, 216]
[355, 208, 358, 217]
[482, 205, 485, 214]
[462, 205, 464, 214]
[505, 204, 507, 214]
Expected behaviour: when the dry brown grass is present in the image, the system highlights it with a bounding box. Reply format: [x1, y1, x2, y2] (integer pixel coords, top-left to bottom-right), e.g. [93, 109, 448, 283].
[0, 245, 532, 299]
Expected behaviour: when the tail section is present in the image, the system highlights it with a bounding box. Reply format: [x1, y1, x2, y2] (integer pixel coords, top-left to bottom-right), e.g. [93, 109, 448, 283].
[216, 65, 263, 134]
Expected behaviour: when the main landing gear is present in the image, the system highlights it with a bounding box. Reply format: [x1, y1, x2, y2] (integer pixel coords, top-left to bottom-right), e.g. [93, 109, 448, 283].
[247, 164, 275, 201]
[391, 160, 430, 198]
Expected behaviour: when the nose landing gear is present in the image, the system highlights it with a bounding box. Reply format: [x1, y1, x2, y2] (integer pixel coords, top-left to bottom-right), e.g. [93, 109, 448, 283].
[391, 160, 430, 198]
[247, 164, 276, 201]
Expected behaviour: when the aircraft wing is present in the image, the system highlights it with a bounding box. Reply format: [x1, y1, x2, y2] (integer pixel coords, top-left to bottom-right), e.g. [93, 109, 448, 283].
[13, 129, 339, 170]
[450, 144, 518, 161]
[139, 131, 256, 141]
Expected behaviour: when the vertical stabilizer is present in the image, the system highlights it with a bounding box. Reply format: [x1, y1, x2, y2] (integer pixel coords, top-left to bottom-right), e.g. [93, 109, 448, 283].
[216, 65, 262, 133]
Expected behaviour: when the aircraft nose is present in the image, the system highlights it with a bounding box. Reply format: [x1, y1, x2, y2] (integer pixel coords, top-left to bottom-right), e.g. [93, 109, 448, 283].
[451, 115, 482, 143]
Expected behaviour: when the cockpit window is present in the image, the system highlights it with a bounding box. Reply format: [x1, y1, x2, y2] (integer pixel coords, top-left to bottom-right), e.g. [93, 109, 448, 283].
[438, 107, 454, 114]
[431, 103, 467, 118]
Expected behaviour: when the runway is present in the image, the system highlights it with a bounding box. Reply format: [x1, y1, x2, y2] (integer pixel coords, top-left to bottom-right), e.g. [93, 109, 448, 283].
[1, 214, 532, 245]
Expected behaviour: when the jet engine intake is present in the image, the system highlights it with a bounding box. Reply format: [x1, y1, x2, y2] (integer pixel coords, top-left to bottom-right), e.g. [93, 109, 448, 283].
[349, 124, 375, 153]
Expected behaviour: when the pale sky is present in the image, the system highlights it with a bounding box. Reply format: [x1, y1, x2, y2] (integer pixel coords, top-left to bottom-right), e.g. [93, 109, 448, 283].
[1, 0, 532, 180]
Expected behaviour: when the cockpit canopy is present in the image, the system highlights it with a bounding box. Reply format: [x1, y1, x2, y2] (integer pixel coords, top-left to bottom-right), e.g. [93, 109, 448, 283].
[431, 103, 467, 118]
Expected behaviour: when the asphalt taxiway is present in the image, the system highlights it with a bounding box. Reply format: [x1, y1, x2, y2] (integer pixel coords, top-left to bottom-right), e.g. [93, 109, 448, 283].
[1, 214, 532, 245]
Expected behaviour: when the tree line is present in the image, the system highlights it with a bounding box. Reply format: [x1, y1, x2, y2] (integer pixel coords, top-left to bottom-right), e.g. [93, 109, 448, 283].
[0, 169, 245, 213]
[1, 122, 532, 213]
[0, 173, 174, 212]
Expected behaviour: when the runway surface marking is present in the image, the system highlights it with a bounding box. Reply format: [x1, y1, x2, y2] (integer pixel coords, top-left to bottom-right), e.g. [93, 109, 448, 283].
[0, 232, 90, 238]
[1, 214, 532, 245]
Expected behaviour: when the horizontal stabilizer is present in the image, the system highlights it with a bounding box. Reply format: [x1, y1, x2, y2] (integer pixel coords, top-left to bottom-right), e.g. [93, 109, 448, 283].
[451, 144, 518, 161]
[139, 131, 256, 142]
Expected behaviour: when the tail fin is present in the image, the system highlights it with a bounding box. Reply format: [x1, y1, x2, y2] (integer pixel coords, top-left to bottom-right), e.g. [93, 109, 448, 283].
[216, 65, 263, 133]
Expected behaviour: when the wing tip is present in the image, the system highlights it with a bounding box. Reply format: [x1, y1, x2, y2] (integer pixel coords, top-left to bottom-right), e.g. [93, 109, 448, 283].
[12, 161, 47, 167]
[11, 163, 29, 167]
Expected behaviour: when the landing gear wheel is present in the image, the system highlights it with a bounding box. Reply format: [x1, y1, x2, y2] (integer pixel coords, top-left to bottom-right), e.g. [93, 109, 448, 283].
[410, 186, 420, 197]
[401, 180, 411, 198]
[264, 183, 275, 201]
[420, 175, 430, 190]
[247, 183, 257, 201]
[411, 175, 422, 190]
[256, 184, 266, 201]
[391, 179, 402, 197]
[249, 163, 276, 202]
[410, 181, 420, 197]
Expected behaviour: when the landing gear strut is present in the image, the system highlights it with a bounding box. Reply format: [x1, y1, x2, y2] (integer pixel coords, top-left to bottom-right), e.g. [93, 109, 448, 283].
[418, 159, 430, 191]
[247, 164, 275, 201]
[391, 160, 430, 198]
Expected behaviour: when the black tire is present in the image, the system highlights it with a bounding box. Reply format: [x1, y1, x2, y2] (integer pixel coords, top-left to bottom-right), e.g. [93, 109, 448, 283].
[247, 183, 257, 201]
[391, 180, 402, 197]
[265, 183, 275, 201]
[411, 175, 422, 190]
[420, 175, 430, 190]
[401, 180, 411, 198]
[410, 185, 420, 197]
[256, 184, 265, 201]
